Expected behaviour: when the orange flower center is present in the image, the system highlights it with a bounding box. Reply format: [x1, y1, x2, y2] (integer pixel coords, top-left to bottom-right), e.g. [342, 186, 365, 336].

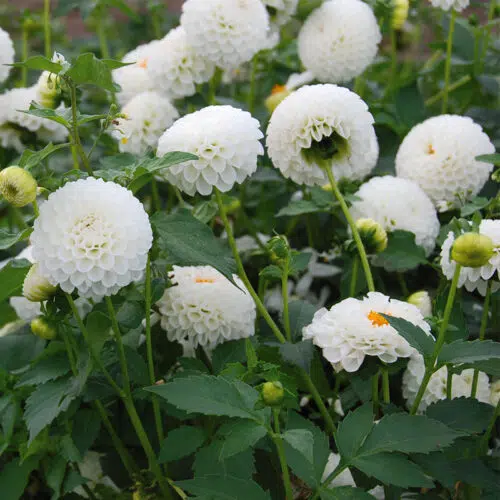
[427, 144, 435, 155]
[138, 58, 149, 69]
[195, 278, 215, 284]
[271, 84, 286, 95]
[367, 311, 389, 327]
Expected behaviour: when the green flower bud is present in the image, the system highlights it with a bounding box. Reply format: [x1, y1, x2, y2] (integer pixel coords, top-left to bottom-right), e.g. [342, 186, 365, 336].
[0, 166, 37, 207]
[355, 218, 388, 254]
[392, 0, 409, 30]
[262, 381, 285, 406]
[267, 235, 290, 263]
[451, 232, 494, 268]
[265, 85, 291, 114]
[407, 291, 432, 317]
[30, 318, 57, 340]
[23, 264, 57, 302]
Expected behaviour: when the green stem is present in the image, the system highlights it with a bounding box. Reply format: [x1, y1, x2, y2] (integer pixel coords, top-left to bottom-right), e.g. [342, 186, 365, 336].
[321, 463, 349, 489]
[425, 75, 471, 107]
[271, 409, 294, 500]
[389, 25, 398, 96]
[480, 0, 497, 73]
[480, 398, 500, 454]
[281, 256, 291, 342]
[372, 372, 379, 413]
[151, 8, 162, 39]
[248, 53, 258, 114]
[21, 23, 29, 87]
[208, 68, 221, 106]
[397, 272, 409, 298]
[325, 168, 375, 292]
[410, 265, 461, 414]
[32, 199, 39, 218]
[96, 12, 110, 59]
[44, 0, 51, 59]
[442, 9, 457, 114]
[471, 281, 492, 397]
[151, 179, 161, 213]
[69, 83, 93, 175]
[349, 256, 359, 297]
[446, 370, 453, 399]
[214, 188, 286, 344]
[381, 368, 390, 404]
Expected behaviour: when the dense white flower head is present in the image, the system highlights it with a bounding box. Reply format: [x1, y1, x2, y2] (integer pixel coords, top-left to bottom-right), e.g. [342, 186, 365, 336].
[303, 292, 432, 373]
[298, 0, 381, 83]
[263, 0, 298, 28]
[0, 27, 14, 84]
[429, 0, 469, 12]
[111, 91, 179, 155]
[156, 105, 263, 196]
[157, 265, 256, 350]
[31, 178, 153, 300]
[267, 84, 378, 186]
[113, 40, 161, 105]
[350, 176, 440, 256]
[395, 115, 494, 211]
[403, 354, 491, 412]
[440, 220, 500, 296]
[181, 0, 270, 70]
[148, 27, 215, 99]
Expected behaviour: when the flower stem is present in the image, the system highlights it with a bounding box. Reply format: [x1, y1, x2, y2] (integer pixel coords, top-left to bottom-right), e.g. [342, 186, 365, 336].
[21, 22, 29, 87]
[208, 68, 221, 106]
[301, 370, 336, 435]
[248, 53, 258, 114]
[425, 75, 471, 107]
[480, 0, 497, 73]
[446, 370, 453, 399]
[281, 256, 292, 342]
[442, 9, 457, 114]
[43, 0, 51, 59]
[324, 167, 375, 292]
[322, 463, 349, 489]
[389, 25, 398, 96]
[349, 256, 359, 297]
[480, 398, 500, 454]
[32, 199, 39, 218]
[96, 12, 110, 59]
[471, 281, 492, 397]
[381, 367, 390, 404]
[410, 264, 461, 414]
[271, 408, 294, 500]
[214, 188, 286, 344]
[372, 371, 380, 413]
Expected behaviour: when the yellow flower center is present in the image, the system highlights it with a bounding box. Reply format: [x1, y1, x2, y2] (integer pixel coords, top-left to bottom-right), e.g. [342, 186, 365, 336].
[121, 137, 128, 144]
[195, 278, 215, 284]
[427, 144, 435, 155]
[271, 84, 287, 95]
[367, 311, 389, 327]
[138, 58, 148, 69]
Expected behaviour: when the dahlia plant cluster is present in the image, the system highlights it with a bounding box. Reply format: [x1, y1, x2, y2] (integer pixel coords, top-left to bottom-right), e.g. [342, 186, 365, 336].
[0, 0, 499, 498]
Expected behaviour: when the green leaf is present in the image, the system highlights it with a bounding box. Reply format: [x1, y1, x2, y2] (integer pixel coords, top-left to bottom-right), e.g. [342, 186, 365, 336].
[194, 443, 256, 480]
[22, 102, 72, 127]
[476, 153, 500, 165]
[85, 311, 111, 356]
[0, 332, 45, 372]
[0, 228, 32, 250]
[45, 455, 67, 500]
[439, 340, 500, 366]
[320, 487, 376, 500]
[11, 56, 62, 73]
[211, 339, 247, 374]
[158, 426, 206, 463]
[151, 210, 237, 283]
[412, 452, 456, 489]
[451, 458, 500, 490]
[283, 429, 314, 464]
[289, 251, 312, 276]
[0, 456, 39, 500]
[279, 340, 314, 373]
[336, 404, 374, 460]
[351, 452, 434, 488]
[460, 197, 490, 217]
[259, 265, 283, 282]
[374, 231, 427, 272]
[276, 199, 331, 217]
[66, 53, 117, 91]
[217, 420, 267, 460]
[395, 83, 426, 130]
[381, 315, 435, 359]
[288, 300, 317, 341]
[71, 408, 101, 455]
[19, 142, 71, 170]
[177, 475, 271, 500]
[425, 398, 493, 434]
[0, 259, 31, 303]
[16, 348, 71, 387]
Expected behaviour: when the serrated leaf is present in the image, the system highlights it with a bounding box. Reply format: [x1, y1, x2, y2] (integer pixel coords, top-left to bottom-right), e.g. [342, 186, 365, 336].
[382, 315, 435, 359]
[11, 56, 62, 73]
[451, 458, 500, 490]
[16, 350, 71, 387]
[211, 339, 247, 374]
[159, 426, 206, 463]
[66, 53, 117, 91]
[439, 340, 500, 366]
[336, 404, 374, 460]
[18, 142, 71, 170]
[276, 199, 330, 217]
[22, 103, 72, 127]
[373, 231, 427, 272]
[279, 340, 314, 373]
[218, 420, 267, 460]
[320, 487, 376, 500]
[0, 228, 32, 250]
[412, 452, 457, 489]
[194, 443, 256, 480]
[283, 429, 314, 464]
[151, 210, 237, 283]
[71, 408, 101, 455]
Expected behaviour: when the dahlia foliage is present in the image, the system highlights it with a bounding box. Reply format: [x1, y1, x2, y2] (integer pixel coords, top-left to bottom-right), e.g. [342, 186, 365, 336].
[0, 1, 499, 499]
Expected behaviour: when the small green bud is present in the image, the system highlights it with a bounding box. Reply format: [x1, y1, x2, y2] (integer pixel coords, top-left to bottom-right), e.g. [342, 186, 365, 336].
[0, 166, 37, 207]
[407, 291, 432, 317]
[392, 0, 409, 30]
[23, 264, 57, 302]
[262, 381, 285, 407]
[355, 218, 388, 254]
[265, 85, 291, 114]
[267, 235, 290, 263]
[31, 318, 57, 340]
[451, 232, 494, 268]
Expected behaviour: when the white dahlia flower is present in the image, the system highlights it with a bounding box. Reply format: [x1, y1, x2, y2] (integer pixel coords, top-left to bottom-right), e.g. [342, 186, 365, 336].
[403, 354, 491, 413]
[267, 84, 378, 186]
[156, 105, 263, 196]
[263, 0, 298, 28]
[113, 40, 161, 105]
[440, 219, 500, 296]
[31, 178, 153, 300]
[303, 292, 432, 373]
[181, 0, 270, 70]
[9, 297, 41, 322]
[111, 91, 179, 155]
[0, 28, 14, 84]
[395, 115, 494, 211]
[0, 120, 23, 152]
[350, 176, 440, 256]
[429, 0, 469, 12]
[298, 0, 381, 83]
[148, 27, 215, 100]
[157, 265, 256, 350]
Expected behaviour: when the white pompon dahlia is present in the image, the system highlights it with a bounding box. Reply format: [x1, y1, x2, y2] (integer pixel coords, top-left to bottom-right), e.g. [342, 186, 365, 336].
[0, 28, 14, 84]
[262, 0, 298, 28]
[298, 0, 381, 83]
[395, 115, 494, 211]
[113, 40, 161, 105]
[181, 0, 270, 70]
[267, 84, 378, 186]
[148, 27, 215, 100]
[429, 0, 469, 12]
[440, 219, 500, 296]
[350, 176, 440, 256]
[403, 354, 491, 413]
[111, 91, 179, 155]
[303, 292, 432, 373]
[157, 265, 256, 350]
[156, 105, 263, 196]
[31, 178, 153, 300]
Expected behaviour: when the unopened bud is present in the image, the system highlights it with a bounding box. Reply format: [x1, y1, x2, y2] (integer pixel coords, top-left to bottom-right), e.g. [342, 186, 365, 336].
[36, 71, 61, 109]
[407, 291, 432, 317]
[262, 381, 284, 406]
[265, 84, 291, 114]
[267, 235, 290, 262]
[23, 264, 57, 302]
[392, 0, 409, 30]
[30, 317, 57, 340]
[0, 166, 37, 207]
[451, 232, 494, 268]
[356, 218, 388, 254]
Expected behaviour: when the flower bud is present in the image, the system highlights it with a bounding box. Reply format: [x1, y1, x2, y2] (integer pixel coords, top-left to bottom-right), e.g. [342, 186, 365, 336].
[265, 84, 291, 114]
[267, 235, 290, 263]
[407, 291, 432, 317]
[262, 381, 285, 407]
[23, 264, 57, 302]
[30, 317, 57, 340]
[36, 71, 61, 109]
[392, 0, 409, 30]
[0, 166, 37, 207]
[355, 218, 388, 254]
[451, 232, 494, 268]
